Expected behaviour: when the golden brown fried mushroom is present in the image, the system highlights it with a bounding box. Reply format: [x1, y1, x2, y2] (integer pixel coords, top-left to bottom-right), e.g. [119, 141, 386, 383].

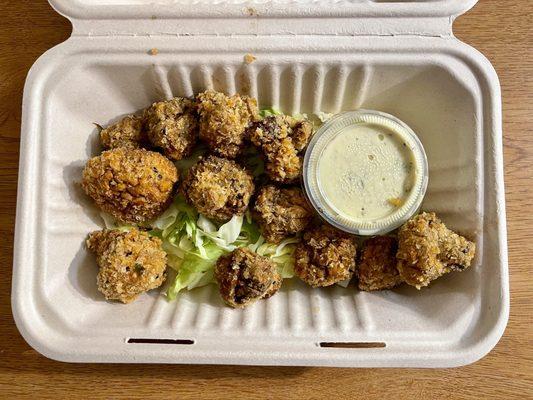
[181, 155, 254, 222]
[253, 185, 314, 244]
[294, 224, 356, 287]
[215, 247, 281, 308]
[357, 236, 402, 291]
[87, 229, 167, 303]
[82, 148, 178, 224]
[197, 90, 259, 158]
[248, 115, 313, 183]
[396, 212, 476, 289]
[144, 97, 198, 160]
[99, 114, 147, 150]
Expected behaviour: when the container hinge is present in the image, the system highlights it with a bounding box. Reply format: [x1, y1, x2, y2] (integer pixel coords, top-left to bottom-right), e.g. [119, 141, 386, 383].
[67, 16, 454, 39]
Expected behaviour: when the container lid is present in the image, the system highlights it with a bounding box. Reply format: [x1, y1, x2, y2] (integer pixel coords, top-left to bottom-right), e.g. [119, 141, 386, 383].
[49, 0, 479, 36]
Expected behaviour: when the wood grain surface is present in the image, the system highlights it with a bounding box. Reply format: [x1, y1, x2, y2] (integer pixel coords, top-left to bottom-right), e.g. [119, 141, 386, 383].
[0, 1, 531, 398]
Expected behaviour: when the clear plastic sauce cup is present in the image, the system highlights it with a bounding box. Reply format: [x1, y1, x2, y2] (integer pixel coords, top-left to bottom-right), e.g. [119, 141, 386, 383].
[303, 110, 428, 236]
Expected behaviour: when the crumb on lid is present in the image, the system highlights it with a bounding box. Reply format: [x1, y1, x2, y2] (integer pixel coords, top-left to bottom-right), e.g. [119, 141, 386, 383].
[244, 53, 257, 64]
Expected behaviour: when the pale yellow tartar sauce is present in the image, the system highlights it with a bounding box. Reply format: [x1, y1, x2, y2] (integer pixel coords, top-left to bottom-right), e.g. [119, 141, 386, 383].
[317, 123, 416, 221]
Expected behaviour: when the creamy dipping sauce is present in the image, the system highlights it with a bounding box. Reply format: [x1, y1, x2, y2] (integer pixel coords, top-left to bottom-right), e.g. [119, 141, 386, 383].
[318, 123, 416, 221]
[303, 110, 428, 235]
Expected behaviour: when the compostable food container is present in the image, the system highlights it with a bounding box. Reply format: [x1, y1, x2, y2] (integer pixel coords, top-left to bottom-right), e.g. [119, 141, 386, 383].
[12, 0, 509, 367]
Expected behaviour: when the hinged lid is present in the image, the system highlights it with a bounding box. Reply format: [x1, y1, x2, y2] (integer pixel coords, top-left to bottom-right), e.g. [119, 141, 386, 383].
[50, 0, 479, 37]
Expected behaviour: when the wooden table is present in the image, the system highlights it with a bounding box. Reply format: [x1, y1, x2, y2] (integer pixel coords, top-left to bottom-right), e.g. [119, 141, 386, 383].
[0, 1, 531, 398]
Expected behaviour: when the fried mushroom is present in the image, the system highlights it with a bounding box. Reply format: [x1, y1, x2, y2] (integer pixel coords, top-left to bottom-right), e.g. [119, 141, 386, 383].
[197, 90, 259, 158]
[99, 114, 147, 150]
[82, 148, 178, 224]
[144, 97, 198, 160]
[253, 185, 314, 243]
[294, 224, 357, 287]
[396, 212, 476, 289]
[357, 236, 402, 291]
[248, 115, 313, 183]
[181, 155, 254, 222]
[86, 228, 167, 303]
[215, 247, 281, 308]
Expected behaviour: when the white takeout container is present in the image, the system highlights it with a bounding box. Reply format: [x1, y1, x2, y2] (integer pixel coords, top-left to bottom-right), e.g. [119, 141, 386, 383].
[12, 0, 509, 367]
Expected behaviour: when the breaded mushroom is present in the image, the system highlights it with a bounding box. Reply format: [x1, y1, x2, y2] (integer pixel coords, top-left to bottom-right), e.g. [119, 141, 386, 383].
[215, 247, 281, 308]
[197, 90, 259, 158]
[99, 114, 147, 150]
[357, 236, 402, 291]
[86, 229, 167, 303]
[144, 97, 198, 160]
[181, 155, 254, 222]
[248, 115, 313, 183]
[82, 148, 178, 224]
[253, 185, 314, 244]
[397, 212, 476, 289]
[294, 224, 357, 287]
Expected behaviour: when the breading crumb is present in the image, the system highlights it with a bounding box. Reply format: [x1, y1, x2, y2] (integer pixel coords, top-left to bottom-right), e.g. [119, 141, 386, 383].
[244, 53, 256, 64]
[244, 7, 258, 17]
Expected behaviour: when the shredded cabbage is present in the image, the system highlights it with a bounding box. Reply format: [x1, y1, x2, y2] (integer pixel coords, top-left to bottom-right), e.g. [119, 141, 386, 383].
[173, 144, 207, 172]
[316, 111, 334, 123]
[141, 196, 300, 299]
[242, 146, 265, 178]
[250, 236, 299, 279]
[259, 108, 282, 118]
[99, 212, 133, 232]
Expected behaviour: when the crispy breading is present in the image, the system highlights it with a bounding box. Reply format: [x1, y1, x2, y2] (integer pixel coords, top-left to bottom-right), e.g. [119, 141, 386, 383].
[86, 229, 167, 303]
[181, 155, 254, 222]
[294, 224, 357, 287]
[82, 148, 178, 224]
[397, 212, 476, 289]
[253, 185, 314, 243]
[248, 115, 313, 183]
[197, 90, 259, 158]
[99, 114, 147, 150]
[357, 236, 403, 291]
[214, 247, 281, 308]
[144, 97, 198, 160]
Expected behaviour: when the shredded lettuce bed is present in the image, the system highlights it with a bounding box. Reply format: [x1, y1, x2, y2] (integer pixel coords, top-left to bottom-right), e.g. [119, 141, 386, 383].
[97, 107, 337, 300]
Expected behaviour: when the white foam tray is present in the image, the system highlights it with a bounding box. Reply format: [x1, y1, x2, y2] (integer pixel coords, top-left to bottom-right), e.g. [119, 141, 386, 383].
[12, 0, 509, 367]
